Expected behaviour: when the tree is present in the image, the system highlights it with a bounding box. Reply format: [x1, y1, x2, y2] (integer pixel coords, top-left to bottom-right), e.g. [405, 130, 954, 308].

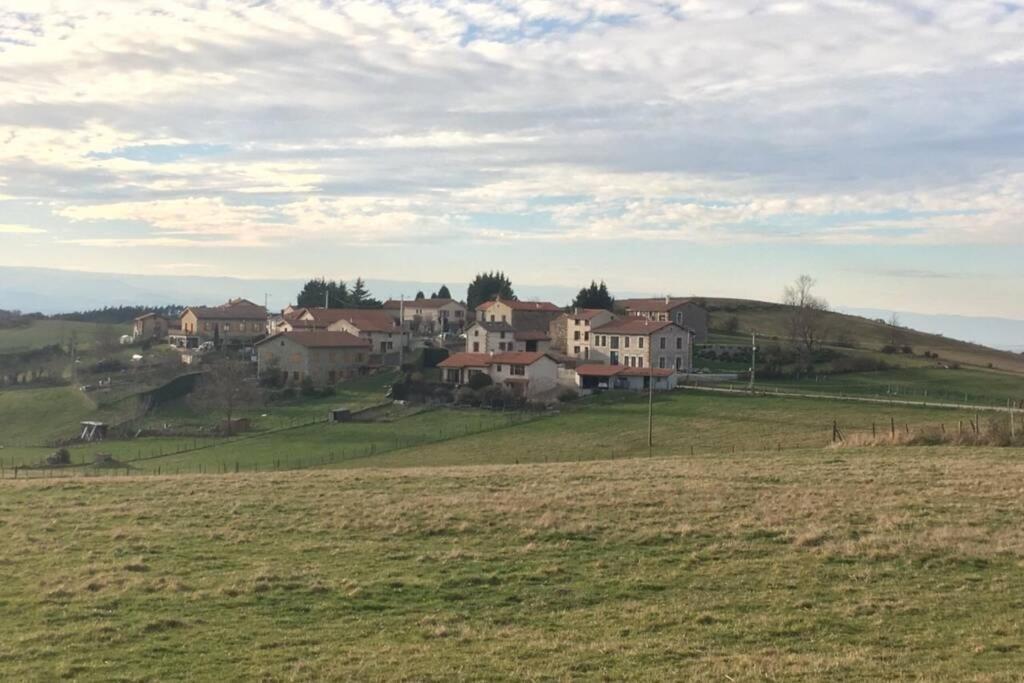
[434, 285, 452, 299]
[467, 272, 515, 310]
[782, 275, 829, 372]
[415, 291, 425, 300]
[188, 359, 262, 436]
[572, 280, 614, 310]
[296, 278, 348, 308]
[349, 277, 382, 308]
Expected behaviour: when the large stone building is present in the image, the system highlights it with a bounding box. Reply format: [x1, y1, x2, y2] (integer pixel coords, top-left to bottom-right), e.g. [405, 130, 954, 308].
[589, 318, 693, 372]
[616, 297, 709, 343]
[178, 298, 267, 345]
[255, 330, 371, 385]
[288, 308, 410, 357]
[132, 312, 169, 342]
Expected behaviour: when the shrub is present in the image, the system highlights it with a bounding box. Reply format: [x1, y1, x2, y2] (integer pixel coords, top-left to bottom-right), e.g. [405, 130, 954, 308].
[93, 358, 126, 373]
[880, 345, 898, 354]
[467, 372, 493, 391]
[558, 389, 580, 402]
[300, 376, 317, 397]
[454, 386, 480, 406]
[900, 345, 913, 355]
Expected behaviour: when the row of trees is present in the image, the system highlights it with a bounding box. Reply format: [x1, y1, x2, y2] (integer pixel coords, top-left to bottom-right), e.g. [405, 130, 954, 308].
[295, 277, 381, 309]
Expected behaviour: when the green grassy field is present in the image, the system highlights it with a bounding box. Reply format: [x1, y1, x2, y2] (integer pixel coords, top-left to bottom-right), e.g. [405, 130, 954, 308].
[0, 319, 129, 353]
[753, 366, 1024, 407]
[3, 448, 1024, 680]
[0, 386, 98, 446]
[2, 391, 1001, 476]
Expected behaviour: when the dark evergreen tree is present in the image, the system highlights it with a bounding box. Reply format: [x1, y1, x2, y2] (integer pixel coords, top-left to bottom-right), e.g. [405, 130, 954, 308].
[415, 291, 426, 300]
[466, 272, 515, 310]
[572, 280, 614, 310]
[296, 278, 349, 308]
[434, 285, 452, 299]
[349, 277, 382, 308]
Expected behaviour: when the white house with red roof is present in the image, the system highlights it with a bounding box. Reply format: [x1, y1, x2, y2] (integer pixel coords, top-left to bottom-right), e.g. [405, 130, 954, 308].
[439, 351, 560, 398]
[383, 297, 467, 334]
[617, 297, 708, 343]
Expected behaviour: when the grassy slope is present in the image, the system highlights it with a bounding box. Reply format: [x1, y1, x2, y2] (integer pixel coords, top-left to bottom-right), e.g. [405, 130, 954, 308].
[0, 319, 129, 353]
[1, 391, 993, 473]
[707, 298, 1024, 375]
[0, 386, 97, 446]
[3, 450, 1024, 680]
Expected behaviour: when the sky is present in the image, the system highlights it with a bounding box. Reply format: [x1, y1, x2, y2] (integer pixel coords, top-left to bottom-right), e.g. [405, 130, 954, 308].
[1, 0, 1023, 317]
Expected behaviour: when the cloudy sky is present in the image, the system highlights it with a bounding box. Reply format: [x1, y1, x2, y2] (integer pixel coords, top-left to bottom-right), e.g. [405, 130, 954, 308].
[1, 0, 1023, 315]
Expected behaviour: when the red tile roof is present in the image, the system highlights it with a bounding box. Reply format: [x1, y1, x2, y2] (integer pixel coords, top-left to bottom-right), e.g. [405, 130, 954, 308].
[575, 363, 622, 377]
[619, 367, 675, 378]
[592, 319, 678, 335]
[513, 330, 551, 341]
[257, 331, 370, 349]
[438, 352, 492, 368]
[301, 308, 400, 333]
[489, 351, 551, 365]
[477, 298, 561, 313]
[182, 300, 267, 321]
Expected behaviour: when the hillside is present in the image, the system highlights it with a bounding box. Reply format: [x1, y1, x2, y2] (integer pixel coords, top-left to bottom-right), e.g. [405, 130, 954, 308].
[705, 298, 1024, 375]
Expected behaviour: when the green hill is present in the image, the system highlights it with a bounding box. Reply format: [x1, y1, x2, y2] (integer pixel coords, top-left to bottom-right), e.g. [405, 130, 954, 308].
[705, 298, 1024, 376]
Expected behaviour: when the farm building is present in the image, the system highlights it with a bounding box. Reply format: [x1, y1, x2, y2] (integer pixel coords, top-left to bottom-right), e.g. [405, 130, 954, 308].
[255, 330, 371, 386]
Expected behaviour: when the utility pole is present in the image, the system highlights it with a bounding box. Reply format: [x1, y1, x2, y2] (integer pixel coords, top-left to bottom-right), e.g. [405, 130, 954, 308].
[399, 294, 406, 367]
[749, 331, 757, 394]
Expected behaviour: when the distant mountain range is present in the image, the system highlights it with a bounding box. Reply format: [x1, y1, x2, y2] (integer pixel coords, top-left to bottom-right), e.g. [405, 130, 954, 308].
[2, 266, 1021, 352]
[0, 266, 581, 317]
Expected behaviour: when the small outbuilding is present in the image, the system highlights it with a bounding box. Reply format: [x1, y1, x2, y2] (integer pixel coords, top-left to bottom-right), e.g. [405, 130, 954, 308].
[79, 421, 108, 441]
[329, 407, 353, 423]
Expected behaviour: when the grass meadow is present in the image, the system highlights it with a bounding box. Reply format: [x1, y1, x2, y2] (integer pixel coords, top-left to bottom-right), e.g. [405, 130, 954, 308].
[3, 449, 1024, 680]
[0, 391, 992, 474]
[0, 320, 129, 353]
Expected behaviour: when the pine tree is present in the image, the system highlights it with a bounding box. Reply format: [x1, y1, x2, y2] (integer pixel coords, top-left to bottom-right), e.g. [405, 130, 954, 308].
[572, 280, 614, 310]
[434, 285, 452, 299]
[467, 272, 515, 310]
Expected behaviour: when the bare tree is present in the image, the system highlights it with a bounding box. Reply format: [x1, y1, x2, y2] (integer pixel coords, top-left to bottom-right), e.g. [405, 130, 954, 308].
[189, 359, 262, 435]
[886, 313, 906, 348]
[783, 275, 829, 372]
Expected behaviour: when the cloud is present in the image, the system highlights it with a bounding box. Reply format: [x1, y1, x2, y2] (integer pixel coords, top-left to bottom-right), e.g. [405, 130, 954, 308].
[0, 0, 1022, 250]
[0, 223, 45, 234]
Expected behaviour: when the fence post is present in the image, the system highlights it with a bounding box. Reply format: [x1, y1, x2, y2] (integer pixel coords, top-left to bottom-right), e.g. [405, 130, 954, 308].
[890, 417, 896, 439]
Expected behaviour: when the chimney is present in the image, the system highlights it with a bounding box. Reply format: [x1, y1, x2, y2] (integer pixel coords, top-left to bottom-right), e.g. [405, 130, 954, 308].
[665, 295, 670, 305]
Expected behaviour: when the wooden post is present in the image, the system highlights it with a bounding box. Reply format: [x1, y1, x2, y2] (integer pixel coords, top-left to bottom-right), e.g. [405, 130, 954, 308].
[890, 417, 896, 439]
[872, 423, 876, 438]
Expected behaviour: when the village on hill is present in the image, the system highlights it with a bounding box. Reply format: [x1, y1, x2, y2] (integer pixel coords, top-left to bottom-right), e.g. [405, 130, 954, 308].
[133, 281, 714, 401]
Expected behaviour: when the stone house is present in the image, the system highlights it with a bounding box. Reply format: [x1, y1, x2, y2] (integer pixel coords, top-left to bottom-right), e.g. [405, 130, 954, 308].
[255, 330, 371, 385]
[617, 297, 709, 343]
[589, 318, 693, 372]
[549, 308, 616, 360]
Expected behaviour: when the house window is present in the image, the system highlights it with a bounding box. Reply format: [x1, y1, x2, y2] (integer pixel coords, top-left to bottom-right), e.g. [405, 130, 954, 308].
[446, 369, 460, 383]
[496, 365, 503, 372]
[574, 331, 581, 340]
[501, 315, 507, 323]
[638, 357, 643, 368]
[610, 336, 620, 349]
[573, 346, 580, 354]
[676, 357, 682, 370]
[660, 337, 667, 349]
[511, 365, 525, 376]
[584, 332, 589, 341]
[500, 332, 506, 339]
[676, 337, 683, 349]
[659, 357, 666, 369]
[473, 342, 480, 352]
[624, 337, 630, 348]
[639, 337, 644, 348]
